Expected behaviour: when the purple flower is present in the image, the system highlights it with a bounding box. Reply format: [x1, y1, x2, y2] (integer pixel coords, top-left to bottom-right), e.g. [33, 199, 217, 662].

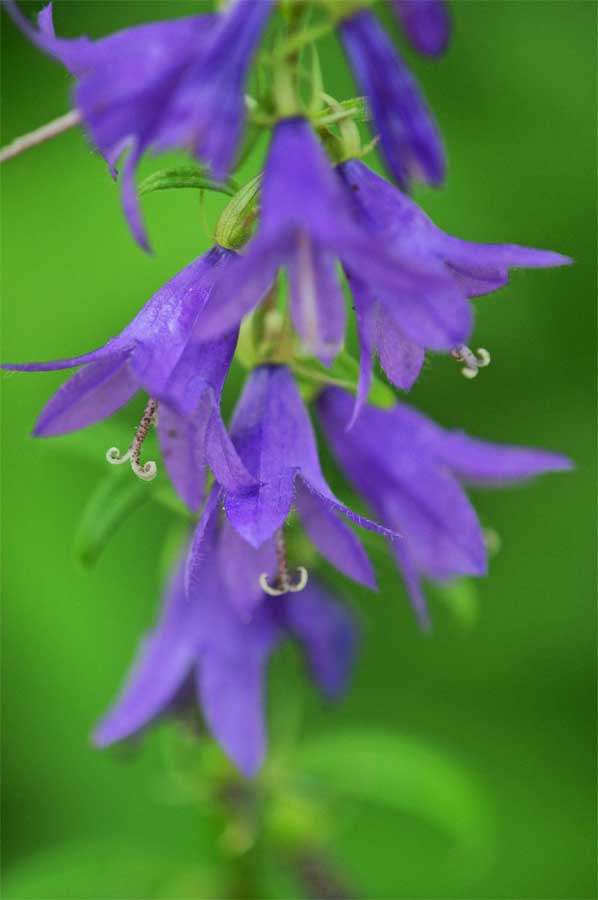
[318, 387, 572, 627]
[188, 366, 397, 616]
[338, 10, 445, 190]
[392, 1, 451, 57]
[198, 117, 467, 362]
[3, 246, 239, 510]
[6, 1, 272, 249]
[93, 518, 357, 777]
[337, 159, 572, 424]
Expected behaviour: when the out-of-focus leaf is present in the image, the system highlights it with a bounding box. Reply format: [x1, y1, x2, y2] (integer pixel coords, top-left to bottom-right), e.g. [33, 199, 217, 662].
[1, 839, 217, 900]
[138, 165, 235, 197]
[430, 577, 480, 631]
[293, 350, 395, 409]
[74, 471, 152, 566]
[40, 422, 191, 522]
[295, 730, 493, 867]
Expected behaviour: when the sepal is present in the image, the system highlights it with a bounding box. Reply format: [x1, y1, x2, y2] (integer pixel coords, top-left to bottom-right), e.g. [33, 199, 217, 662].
[138, 165, 236, 198]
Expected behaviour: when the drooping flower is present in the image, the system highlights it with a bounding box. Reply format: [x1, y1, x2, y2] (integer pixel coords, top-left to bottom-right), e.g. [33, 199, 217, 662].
[337, 158, 572, 423]
[3, 246, 240, 510]
[187, 365, 395, 617]
[198, 117, 468, 362]
[93, 519, 357, 777]
[317, 387, 572, 627]
[338, 9, 445, 190]
[5, 0, 272, 249]
[392, 1, 451, 57]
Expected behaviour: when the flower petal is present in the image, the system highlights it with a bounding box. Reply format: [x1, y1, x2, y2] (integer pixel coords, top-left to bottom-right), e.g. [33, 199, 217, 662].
[92, 561, 195, 746]
[301, 478, 400, 543]
[317, 389, 487, 578]
[157, 396, 211, 512]
[34, 353, 138, 437]
[287, 235, 346, 364]
[218, 520, 277, 620]
[194, 544, 280, 776]
[221, 366, 320, 544]
[392, 539, 431, 629]
[185, 487, 222, 594]
[277, 580, 358, 698]
[375, 302, 425, 391]
[120, 142, 150, 251]
[295, 482, 377, 589]
[340, 11, 445, 188]
[197, 236, 284, 340]
[350, 272, 424, 408]
[436, 431, 573, 486]
[394, 0, 451, 57]
[197, 645, 268, 777]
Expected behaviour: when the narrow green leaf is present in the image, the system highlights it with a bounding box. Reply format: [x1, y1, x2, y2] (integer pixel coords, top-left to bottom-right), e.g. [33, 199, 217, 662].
[74, 471, 151, 567]
[138, 165, 235, 198]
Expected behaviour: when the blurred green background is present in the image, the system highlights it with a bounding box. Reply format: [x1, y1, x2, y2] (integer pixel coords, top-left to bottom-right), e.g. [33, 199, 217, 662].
[1, 2, 596, 898]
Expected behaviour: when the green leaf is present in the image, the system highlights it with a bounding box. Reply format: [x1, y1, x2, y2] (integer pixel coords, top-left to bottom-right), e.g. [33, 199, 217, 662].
[1, 839, 219, 900]
[74, 471, 152, 566]
[292, 350, 396, 409]
[138, 165, 235, 198]
[295, 730, 493, 867]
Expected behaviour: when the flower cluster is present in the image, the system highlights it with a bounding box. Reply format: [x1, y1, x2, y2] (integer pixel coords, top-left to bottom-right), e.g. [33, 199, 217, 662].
[4, 0, 571, 776]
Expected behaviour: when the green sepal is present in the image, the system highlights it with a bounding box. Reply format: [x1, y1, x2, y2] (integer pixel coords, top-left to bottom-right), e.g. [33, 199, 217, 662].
[292, 349, 396, 408]
[138, 165, 235, 198]
[314, 95, 370, 126]
[215, 174, 261, 250]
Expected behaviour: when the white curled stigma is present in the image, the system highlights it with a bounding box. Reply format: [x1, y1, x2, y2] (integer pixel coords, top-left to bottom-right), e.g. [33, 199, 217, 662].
[106, 397, 158, 482]
[451, 345, 491, 379]
[259, 527, 309, 597]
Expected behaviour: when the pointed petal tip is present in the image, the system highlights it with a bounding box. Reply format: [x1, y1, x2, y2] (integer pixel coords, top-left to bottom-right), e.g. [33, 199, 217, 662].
[90, 721, 115, 748]
[517, 249, 574, 269]
[133, 230, 153, 256]
[234, 750, 264, 779]
[32, 411, 60, 437]
[536, 452, 574, 474]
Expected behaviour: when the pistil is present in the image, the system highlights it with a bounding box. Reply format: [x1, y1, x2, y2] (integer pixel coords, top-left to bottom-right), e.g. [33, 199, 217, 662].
[259, 527, 308, 597]
[106, 398, 158, 481]
[451, 344, 491, 379]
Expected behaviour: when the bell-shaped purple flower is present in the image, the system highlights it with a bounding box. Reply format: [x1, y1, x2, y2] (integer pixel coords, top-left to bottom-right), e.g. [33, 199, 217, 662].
[3, 246, 239, 510]
[6, 1, 272, 249]
[198, 117, 468, 363]
[338, 9, 445, 190]
[337, 159, 572, 424]
[191, 366, 396, 611]
[318, 387, 572, 627]
[392, 1, 451, 57]
[93, 518, 357, 777]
